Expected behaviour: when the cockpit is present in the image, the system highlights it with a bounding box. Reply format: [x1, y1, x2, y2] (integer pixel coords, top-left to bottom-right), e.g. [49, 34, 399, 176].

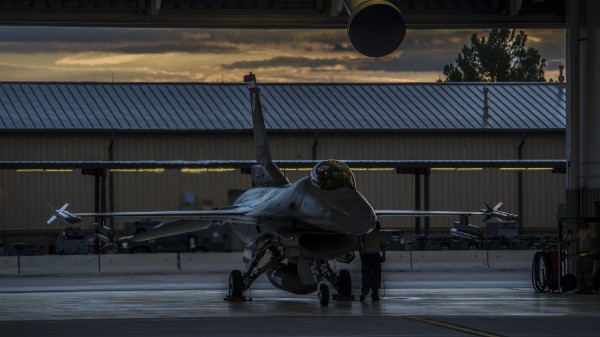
[310, 160, 356, 190]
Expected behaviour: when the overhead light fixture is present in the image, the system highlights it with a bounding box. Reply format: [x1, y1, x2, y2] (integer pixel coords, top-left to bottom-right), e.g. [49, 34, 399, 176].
[110, 168, 165, 173]
[281, 168, 313, 172]
[499, 167, 554, 171]
[350, 168, 395, 172]
[431, 168, 483, 171]
[16, 169, 74, 173]
[180, 168, 236, 174]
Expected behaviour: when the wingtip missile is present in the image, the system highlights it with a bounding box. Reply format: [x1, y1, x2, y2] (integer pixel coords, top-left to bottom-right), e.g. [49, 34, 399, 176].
[480, 202, 519, 223]
[47, 203, 81, 225]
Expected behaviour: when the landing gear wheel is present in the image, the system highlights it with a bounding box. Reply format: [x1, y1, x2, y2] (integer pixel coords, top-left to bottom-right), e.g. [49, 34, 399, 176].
[318, 283, 329, 306]
[338, 269, 352, 297]
[228, 270, 244, 299]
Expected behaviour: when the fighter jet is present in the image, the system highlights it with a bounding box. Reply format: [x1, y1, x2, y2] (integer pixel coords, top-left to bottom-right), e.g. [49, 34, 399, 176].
[49, 73, 518, 306]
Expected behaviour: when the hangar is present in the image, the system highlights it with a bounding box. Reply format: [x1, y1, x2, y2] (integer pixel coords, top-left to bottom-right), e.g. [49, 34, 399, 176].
[0, 80, 565, 249]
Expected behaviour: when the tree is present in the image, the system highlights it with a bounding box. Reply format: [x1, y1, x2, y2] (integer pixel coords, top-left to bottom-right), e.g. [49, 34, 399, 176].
[443, 29, 546, 82]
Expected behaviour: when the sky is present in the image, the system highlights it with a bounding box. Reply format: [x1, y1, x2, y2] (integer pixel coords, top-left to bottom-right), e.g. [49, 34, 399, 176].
[0, 27, 565, 83]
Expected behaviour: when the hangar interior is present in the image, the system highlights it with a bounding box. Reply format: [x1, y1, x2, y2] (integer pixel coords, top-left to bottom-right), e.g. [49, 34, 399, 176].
[0, 81, 565, 252]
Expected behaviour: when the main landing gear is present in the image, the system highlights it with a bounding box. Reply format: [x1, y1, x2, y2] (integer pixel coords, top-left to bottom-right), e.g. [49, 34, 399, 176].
[226, 265, 354, 306]
[224, 238, 355, 305]
[227, 270, 247, 301]
[225, 237, 283, 302]
[334, 269, 353, 301]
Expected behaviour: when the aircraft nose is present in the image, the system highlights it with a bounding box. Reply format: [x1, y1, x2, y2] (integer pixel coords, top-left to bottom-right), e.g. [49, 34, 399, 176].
[331, 197, 376, 234]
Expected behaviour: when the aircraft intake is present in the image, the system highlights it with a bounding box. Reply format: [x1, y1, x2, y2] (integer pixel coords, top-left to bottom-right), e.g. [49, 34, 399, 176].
[298, 233, 359, 259]
[345, 0, 406, 57]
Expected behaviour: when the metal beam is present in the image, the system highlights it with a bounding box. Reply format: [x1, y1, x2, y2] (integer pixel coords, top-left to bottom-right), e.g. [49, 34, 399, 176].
[0, 0, 566, 29]
[0, 159, 567, 170]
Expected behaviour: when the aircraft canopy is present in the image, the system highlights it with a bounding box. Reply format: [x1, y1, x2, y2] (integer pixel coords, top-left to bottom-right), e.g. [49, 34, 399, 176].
[310, 160, 356, 190]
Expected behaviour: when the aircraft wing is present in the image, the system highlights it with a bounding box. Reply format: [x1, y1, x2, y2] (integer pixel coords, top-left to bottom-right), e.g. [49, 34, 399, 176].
[48, 204, 252, 242]
[375, 203, 519, 222]
[48, 203, 250, 225]
[376, 210, 486, 217]
[75, 208, 248, 220]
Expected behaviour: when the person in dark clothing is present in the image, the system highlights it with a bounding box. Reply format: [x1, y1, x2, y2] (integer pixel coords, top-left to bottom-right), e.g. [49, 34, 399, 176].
[358, 221, 386, 302]
[563, 222, 598, 293]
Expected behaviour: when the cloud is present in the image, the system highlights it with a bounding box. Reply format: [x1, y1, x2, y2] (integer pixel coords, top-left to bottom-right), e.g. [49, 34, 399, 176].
[56, 53, 144, 66]
[0, 27, 239, 54]
[223, 56, 349, 71]
[0, 27, 348, 55]
[0, 27, 565, 82]
[222, 48, 454, 75]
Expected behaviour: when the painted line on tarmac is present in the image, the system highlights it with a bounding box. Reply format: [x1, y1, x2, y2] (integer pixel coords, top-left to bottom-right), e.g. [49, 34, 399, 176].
[406, 317, 506, 337]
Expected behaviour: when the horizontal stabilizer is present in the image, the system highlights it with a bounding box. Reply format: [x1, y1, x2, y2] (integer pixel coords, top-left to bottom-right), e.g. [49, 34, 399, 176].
[132, 219, 214, 242]
[451, 227, 485, 241]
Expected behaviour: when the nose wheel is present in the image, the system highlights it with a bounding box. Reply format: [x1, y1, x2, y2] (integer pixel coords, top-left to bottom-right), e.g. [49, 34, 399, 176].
[318, 282, 330, 306]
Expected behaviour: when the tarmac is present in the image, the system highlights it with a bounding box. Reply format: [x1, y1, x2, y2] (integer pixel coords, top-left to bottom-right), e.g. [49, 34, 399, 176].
[1, 271, 599, 336]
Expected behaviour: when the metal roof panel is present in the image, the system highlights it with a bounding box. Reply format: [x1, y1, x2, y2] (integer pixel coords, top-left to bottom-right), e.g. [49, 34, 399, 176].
[0, 82, 566, 132]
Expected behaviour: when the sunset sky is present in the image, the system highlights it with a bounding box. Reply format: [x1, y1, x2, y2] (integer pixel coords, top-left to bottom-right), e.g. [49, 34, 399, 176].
[0, 27, 565, 83]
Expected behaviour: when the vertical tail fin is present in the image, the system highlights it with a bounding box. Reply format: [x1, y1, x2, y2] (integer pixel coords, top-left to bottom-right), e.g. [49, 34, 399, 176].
[244, 73, 289, 187]
[245, 73, 272, 165]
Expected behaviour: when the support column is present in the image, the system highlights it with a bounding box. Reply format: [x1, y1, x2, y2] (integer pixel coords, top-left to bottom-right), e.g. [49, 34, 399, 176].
[424, 169, 430, 238]
[579, 0, 600, 216]
[567, 0, 600, 218]
[414, 171, 421, 236]
[397, 167, 430, 237]
[83, 168, 107, 254]
[566, 0, 580, 218]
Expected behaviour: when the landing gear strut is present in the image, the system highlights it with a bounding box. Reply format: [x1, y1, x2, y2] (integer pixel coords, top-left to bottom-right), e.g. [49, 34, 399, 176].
[225, 237, 283, 302]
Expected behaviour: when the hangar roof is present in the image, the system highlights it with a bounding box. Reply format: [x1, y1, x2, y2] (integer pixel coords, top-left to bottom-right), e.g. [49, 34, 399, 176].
[0, 82, 565, 132]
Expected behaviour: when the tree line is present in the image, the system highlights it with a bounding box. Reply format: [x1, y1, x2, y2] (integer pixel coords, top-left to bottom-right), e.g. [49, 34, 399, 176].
[442, 29, 548, 82]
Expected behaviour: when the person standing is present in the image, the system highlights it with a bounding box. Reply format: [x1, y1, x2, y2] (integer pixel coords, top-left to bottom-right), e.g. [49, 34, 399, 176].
[563, 222, 598, 293]
[359, 221, 386, 302]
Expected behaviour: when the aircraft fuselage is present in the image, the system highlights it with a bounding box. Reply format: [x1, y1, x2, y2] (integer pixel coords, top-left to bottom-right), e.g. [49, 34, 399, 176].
[229, 176, 376, 260]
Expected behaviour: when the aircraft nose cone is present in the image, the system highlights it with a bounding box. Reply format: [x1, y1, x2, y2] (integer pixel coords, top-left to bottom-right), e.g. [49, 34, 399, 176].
[332, 198, 376, 234]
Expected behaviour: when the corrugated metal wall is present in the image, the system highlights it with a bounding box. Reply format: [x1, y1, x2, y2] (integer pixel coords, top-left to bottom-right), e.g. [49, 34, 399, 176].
[0, 132, 565, 234]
